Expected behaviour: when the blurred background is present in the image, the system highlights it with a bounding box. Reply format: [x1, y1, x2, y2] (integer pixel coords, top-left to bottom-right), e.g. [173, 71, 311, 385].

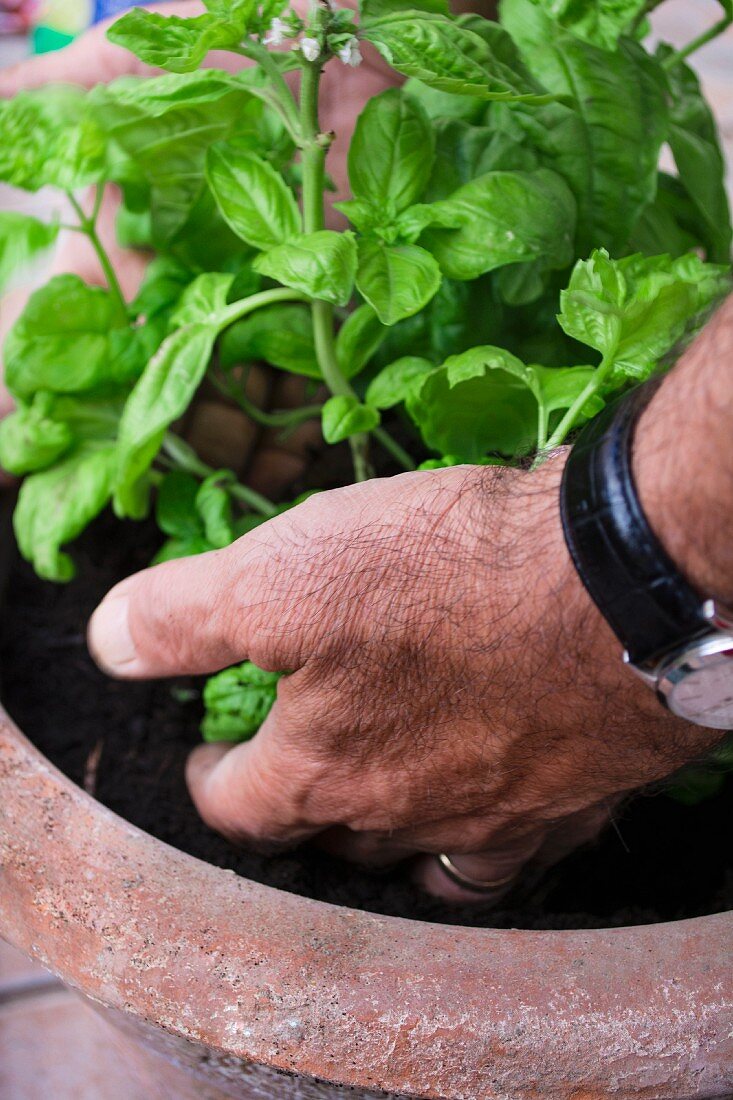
[0, 1, 732, 1096]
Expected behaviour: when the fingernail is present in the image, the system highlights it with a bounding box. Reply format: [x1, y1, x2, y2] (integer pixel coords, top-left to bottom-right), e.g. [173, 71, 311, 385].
[88, 590, 137, 676]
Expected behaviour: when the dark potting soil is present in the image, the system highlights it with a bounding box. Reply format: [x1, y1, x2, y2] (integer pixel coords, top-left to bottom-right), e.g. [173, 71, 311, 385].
[1, 506, 731, 930]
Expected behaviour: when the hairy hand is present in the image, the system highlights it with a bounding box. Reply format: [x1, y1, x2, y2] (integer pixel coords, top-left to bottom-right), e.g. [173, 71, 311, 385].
[87, 456, 714, 900]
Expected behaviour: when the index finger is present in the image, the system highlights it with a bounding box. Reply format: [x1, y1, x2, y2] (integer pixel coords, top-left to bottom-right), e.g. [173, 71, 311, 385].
[185, 686, 329, 846]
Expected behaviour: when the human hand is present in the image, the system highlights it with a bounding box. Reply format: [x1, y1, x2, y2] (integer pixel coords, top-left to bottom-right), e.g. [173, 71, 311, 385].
[87, 455, 716, 901]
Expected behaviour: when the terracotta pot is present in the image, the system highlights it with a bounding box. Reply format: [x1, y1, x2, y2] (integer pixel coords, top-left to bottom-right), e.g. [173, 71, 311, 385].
[0, 539, 732, 1098]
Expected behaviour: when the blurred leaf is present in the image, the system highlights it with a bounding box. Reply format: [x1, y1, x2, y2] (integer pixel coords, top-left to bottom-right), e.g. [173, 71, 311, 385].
[321, 395, 380, 442]
[0, 213, 58, 295]
[254, 231, 357, 306]
[202, 661, 282, 742]
[14, 444, 116, 582]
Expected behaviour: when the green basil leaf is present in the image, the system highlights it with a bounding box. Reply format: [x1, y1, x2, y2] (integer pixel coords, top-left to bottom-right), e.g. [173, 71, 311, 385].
[424, 117, 536, 202]
[661, 49, 732, 264]
[361, 0, 449, 19]
[403, 77, 486, 123]
[227, 262, 263, 302]
[558, 249, 732, 387]
[226, 89, 295, 173]
[356, 239, 442, 324]
[114, 324, 219, 518]
[501, 0, 669, 254]
[155, 471, 203, 538]
[196, 470, 235, 548]
[91, 68, 244, 116]
[387, 202, 462, 244]
[206, 142, 300, 250]
[13, 443, 117, 582]
[0, 85, 105, 192]
[47, 393, 129, 441]
[336, 304, 387, 379]
[406, 344, 539, 458]
[107, 9, 247, 73]
[371, 312, 430, 368]
[91, 71, 253, 245]
[233, 512, 271, 538]
[220, 303, 319, 376]
[132, 256, 193, 321]
[170, 272, 236, 326]
[665, 735, 733, 806]
[321, 395, 381, 443]
[331, 199, 382, 235]
[628, 178, 701, 259]
[426, 168, 575, 281]
[531, 363, 601, 419]
[202, 661, 282, 743]
[495, 261, 546, 306]
[366, 356, 436, 408]
[363, 12, 558, 103]
[167, 187, 251, 272]
[116, 200, 154, 252]
[254, 231, 357, 306]
[348, 89, 434, 221]
[0, 213, 58, 296]
[204, 0, 260, 20]
[531, 0, 648, 50]
[426, 277, 477, 359]
[558, 248, 626, 357]
[4, 276, 141, 401]
[666, 766, 727, 807]
[0, 394, 74, 476]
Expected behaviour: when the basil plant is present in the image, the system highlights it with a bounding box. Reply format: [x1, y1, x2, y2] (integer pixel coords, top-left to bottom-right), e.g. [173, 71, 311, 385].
[0, 0, 730, 741]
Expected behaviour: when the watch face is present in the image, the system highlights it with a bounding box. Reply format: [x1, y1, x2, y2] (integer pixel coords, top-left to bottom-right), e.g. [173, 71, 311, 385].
[664, 642, 733, 729]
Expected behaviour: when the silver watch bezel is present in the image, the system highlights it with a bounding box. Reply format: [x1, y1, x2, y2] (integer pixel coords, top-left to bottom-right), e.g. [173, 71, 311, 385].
[624, 601, 733, 728]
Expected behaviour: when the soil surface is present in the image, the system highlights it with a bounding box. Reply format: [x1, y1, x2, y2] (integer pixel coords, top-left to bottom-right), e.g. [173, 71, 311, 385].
[1, 508, 731, 929]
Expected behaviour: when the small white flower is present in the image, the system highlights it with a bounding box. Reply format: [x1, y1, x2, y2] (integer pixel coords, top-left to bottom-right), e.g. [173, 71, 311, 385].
[299, 36, 321, 61]
[338, 36, 362, 67]
[264, 17, 286, 45]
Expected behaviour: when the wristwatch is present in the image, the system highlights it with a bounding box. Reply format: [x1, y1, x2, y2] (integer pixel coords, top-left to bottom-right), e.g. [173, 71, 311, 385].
[560, 378, 733, 731]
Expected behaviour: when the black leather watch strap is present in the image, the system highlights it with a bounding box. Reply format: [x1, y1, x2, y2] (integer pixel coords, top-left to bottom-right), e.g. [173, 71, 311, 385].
[560, 379, 708, 668]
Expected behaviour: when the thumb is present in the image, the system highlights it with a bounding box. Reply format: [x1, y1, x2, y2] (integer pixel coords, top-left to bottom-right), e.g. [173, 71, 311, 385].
[87, 537, 305, 680]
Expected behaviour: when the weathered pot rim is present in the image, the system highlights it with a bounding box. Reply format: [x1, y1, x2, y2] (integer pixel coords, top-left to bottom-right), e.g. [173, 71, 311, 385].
[2, 703, 733, 1099]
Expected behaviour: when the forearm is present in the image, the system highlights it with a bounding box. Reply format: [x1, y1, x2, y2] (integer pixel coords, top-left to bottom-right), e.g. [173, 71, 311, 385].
[635, 295, 733, 606]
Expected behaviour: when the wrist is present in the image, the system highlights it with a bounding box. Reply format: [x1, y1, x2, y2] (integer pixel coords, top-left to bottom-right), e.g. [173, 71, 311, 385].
[471, 457, 719, 788]
[634, 298, 733, 608]
[483, 453, 628, 678]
